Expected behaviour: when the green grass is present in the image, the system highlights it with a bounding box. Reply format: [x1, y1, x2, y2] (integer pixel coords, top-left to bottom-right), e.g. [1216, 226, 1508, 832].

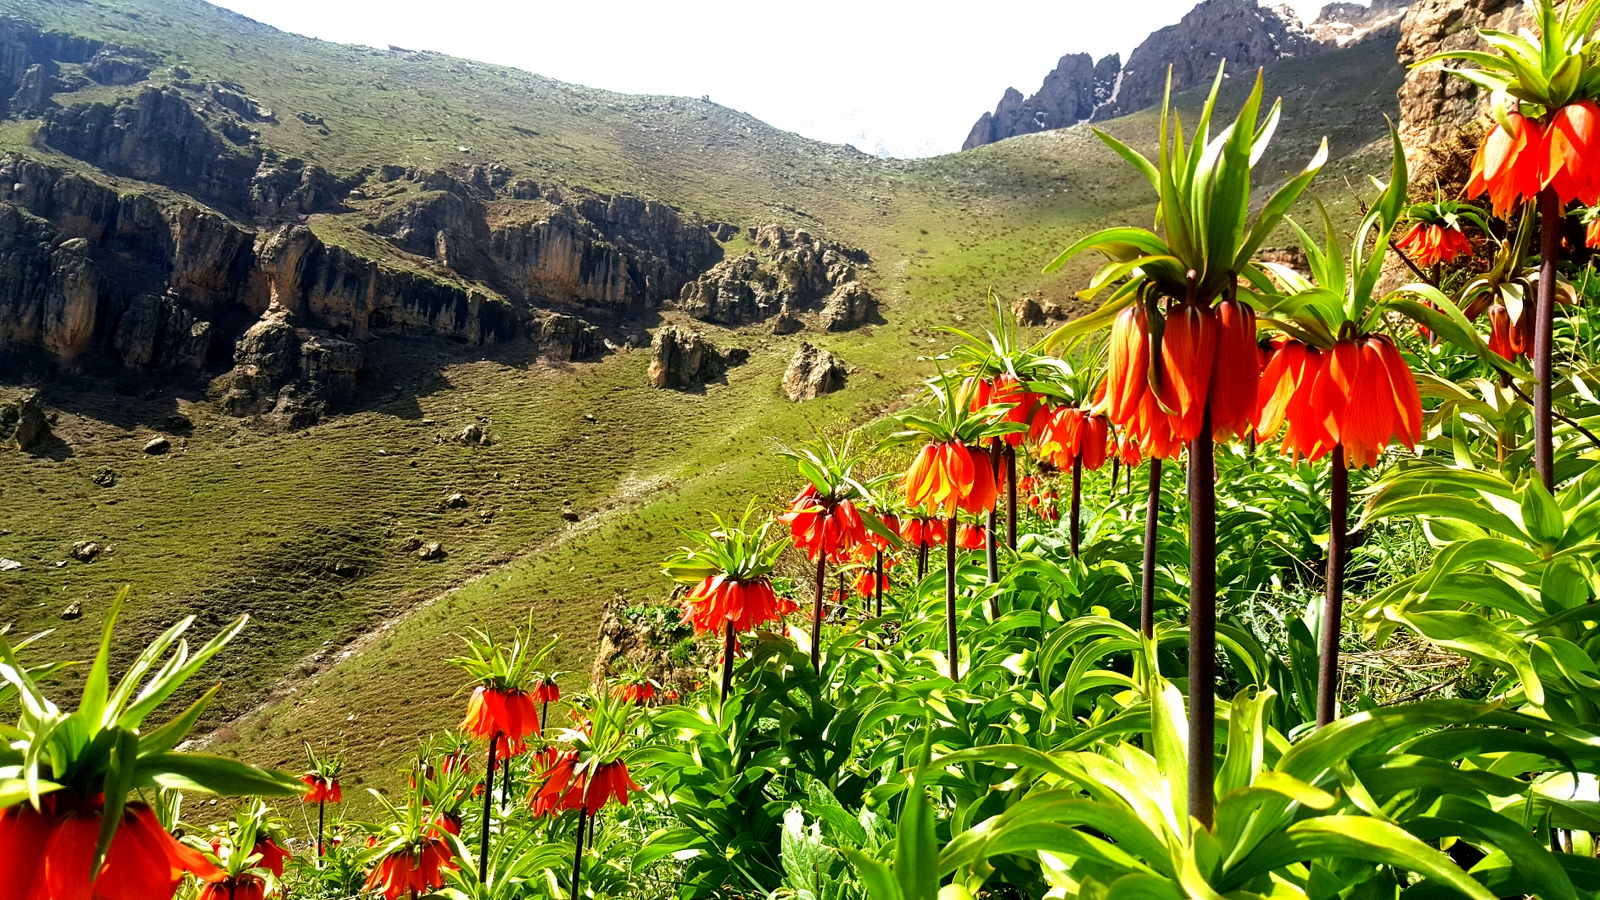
[0, 0, 1405, 793]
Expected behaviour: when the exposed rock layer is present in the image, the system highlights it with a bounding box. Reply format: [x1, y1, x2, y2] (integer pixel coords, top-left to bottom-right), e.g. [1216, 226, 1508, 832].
[783, 342, 847, 401]
[678, 224, 873, 330]
[647, 325, 748, 389]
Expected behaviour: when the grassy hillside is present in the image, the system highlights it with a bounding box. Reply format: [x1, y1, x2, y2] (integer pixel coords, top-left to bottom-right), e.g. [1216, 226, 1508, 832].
[0, 0, 1404, 789]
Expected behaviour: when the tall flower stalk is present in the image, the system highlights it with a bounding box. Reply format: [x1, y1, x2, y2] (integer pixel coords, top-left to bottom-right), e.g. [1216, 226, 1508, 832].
[529, 691, 640, 900]
[776, 437, 876, 674]
[1043, 65, 1327, 825]
[300, 743, 343, 859]
[662, 504, 793, 701]
[1422, 0, 1600, 488]
[894, 373, 1017, 681]
[448, 618, 554, 882]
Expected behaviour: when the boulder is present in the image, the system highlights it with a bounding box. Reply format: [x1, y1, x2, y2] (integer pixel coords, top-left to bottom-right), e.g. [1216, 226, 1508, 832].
[59, 601, 81, 620]
[1011, 295, 1070, 327]
[822, 281, 877, 331]
[417, 541, 446, 561]
[783, 343, 848, 401]
[2, 391, 50, 450]
[648, 325, 749, 389]
[217, 303, 362, 430]
[457, 423, 489, 446]
[70, 541, 99, 561]
[142, 435, 170, 454]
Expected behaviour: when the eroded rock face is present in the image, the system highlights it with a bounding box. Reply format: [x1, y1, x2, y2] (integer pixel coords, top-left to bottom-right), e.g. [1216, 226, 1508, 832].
[679, 225, 873, 330]
[112, 291, 214, 368]
[964, 0, 1326, 147]
[0, 390, 50, 450]
[43, 87, 260, 210]
[0, 202, 106, 360]
[647, 325, 748, 389]
[1397, 0, 1520, 195]
[783, 342, 847, 401]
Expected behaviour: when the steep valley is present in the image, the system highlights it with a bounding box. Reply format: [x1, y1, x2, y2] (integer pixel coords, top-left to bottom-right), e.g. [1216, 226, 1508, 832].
[0, 0, 1406, 786]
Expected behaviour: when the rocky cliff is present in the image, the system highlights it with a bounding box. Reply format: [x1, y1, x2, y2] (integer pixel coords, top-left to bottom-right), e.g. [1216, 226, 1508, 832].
[676, 224, 875, 332]
[1395, 0, 1520, 195]
[964, 0, 1366, 148]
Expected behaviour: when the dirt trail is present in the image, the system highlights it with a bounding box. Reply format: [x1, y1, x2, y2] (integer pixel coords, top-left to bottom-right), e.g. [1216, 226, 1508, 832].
[189, 472, 671, 748]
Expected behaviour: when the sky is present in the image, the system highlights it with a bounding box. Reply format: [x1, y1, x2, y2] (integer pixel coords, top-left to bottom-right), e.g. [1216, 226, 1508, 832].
[210, 0, 1336, 159]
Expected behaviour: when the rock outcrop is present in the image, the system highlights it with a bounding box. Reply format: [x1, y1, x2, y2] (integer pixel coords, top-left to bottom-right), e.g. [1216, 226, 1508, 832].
[0, 15, 146, 118]
[215, 302, 361, 430]
[1, 390, 50, 450]
[1012, 294, 1072, 327]
[1396, 0, 1520, 196]
[963, 53, 1120, 150]
[964, 0, 1327, 147]
[647, 325, 748, 389]
[678, 225, 873, 330]
[0, 203, 106, 360]
[783, 342, 847, 401]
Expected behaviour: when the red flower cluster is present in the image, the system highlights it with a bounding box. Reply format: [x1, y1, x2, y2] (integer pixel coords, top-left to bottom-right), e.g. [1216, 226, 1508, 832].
[530, 678, 561, 704]
[1394, 222, 1473, 268]
[1257, 336, 1421, 468]
[900, 516, 946, 548]
[461, 686, 540, 754]
[956, 523, 989, 550]
[967, 374, 1041, 446]
[530, 753, 639, 817]
[612, 681, 655, 705]
[682, 574, 795, 635]
[904, 441, 997, 516]
[1032, 406, 1109, 471]
[198, 875, 267, 900]
[851, 565, 890, 599]
[1, 797, 221, 900]
[363, 838, 454, 900]
[253, 837, 291, 878]
[1468, 104, 1600, 215]
[778, 485, 868, 563]
[300, 774, 341, 805]
[1107, 299, 1259, 457]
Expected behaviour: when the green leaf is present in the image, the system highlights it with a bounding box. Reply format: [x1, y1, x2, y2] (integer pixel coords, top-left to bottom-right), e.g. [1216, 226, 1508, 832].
[898, 776, 941, 900]
[132, 752, 304, 796]
[92, 728, 139, 878]
[137, 685, 219, 758]
[1227, 816, 1494, 899]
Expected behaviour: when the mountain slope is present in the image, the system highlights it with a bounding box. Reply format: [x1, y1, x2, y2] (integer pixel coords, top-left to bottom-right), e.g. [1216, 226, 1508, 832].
[0, 0, 1402, 785]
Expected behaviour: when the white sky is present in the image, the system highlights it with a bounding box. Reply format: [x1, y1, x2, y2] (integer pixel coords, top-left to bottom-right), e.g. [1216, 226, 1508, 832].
[211, 0, 1337, 159]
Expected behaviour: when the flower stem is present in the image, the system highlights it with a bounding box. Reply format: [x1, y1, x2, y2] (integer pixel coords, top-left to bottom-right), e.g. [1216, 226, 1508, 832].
[873, 550, 884, 618]
[810, 554, 827, 675]
[946, 515, 960, 682]
[1535, 187, 1560, 491]
[1141, 458, 1161, 639]
[917, 543, 927, 582]
[571, 807, 588, 900]
[1070, 456, 1083, 558]
[480, 731, 499, 883]
[1317, 445, 1348, 728]
[986, 444, 1000, 587]
[1111, 455, 1121, 496]
[316, 798, 325, 859]
[1005, 445, 1018, 549]
[720, 621, 736, 703]
[1187, 414, 1216, 829]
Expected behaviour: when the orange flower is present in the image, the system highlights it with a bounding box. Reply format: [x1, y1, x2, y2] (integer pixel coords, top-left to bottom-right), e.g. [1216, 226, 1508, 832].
[1546, 100, 1600, 207]
[301, 774, 342, 805]
[852, 563, 891, 599]
[529, 750, 582, 817]
[584, 760, 640, 815]
[612, 681, 655, 705]
[1155, 301, 1218, 443]
[901, 516, 946, 548]
[4, 797, 222, 900]
[903, 441, 997, 517]
[1207, 297, 1260, 441]
[1106, 304, 1151, 424]
[1486, 302, 1534, 361]
[681, 574, 795, 634]
[777, 485, 868, 563]
[1394, 221, 1474, 269]
[967, 374, 1041, 447]
[1467, 111, 1548, 216]
[254, 836, 291, 878]
[363, 838, 454, 900]
[530, 678, 561, 704]
[461, 686, 540, 754]
[199, 875, 267, 900]
[956, 523, 989, 550]
[1587, 216, 1600, 250]
[1115, 436, 1142, 468]
[1311, 337, 1422, 469]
